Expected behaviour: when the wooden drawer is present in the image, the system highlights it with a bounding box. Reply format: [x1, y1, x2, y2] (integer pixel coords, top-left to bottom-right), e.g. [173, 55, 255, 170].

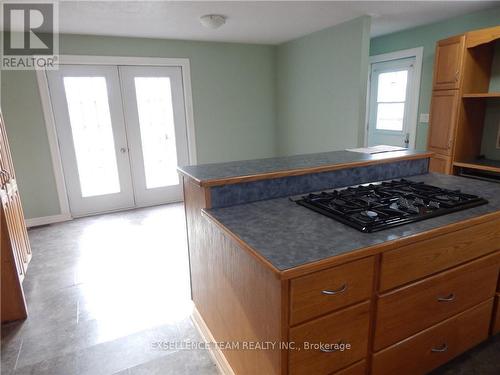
[289, 301, 370, 375]
[380, 218, 500, 291]
[372, 299, 493, 375]
[493, 294, 500, 335]
[374, 253, 499, 350]
[290, 257, 374, 325]
[334, 360, 365, 375]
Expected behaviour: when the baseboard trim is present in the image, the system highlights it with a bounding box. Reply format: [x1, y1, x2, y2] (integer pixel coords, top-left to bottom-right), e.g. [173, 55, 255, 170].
[191, 305, 235, 375]
[25, 213, 72, 228]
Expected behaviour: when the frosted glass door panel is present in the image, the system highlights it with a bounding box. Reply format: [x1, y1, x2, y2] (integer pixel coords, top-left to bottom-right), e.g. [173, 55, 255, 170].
[63, 77, 121, 197]
[134, 77, 179, 189]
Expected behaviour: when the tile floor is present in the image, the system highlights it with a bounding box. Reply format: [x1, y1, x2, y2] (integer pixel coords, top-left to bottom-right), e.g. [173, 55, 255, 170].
[1, 204, 218, 375]
[1, 203, 499, 374]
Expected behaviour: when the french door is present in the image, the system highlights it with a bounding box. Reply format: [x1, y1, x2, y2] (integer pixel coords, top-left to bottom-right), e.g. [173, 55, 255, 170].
[47, 65, 189, 216]
[119, 66, 188, 206]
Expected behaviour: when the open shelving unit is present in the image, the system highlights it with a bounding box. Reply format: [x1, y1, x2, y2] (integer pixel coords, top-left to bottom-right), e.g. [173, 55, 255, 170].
[427, 25, 500, 181]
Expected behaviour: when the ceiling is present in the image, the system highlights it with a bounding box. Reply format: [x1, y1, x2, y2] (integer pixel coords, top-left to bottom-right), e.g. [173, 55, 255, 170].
[35, 1, 500, 44]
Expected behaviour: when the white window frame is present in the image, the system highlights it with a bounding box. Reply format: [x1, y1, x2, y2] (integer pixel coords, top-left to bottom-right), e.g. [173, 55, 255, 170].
[364, 47, 423, 148]
[35, 55, 197, 226]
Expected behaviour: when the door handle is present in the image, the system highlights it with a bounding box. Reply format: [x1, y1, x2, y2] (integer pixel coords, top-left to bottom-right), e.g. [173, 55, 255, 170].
[120, 147, 128, 153]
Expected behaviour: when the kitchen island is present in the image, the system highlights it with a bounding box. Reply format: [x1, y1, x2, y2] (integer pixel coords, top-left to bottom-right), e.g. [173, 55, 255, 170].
[178, 150, 500, 375]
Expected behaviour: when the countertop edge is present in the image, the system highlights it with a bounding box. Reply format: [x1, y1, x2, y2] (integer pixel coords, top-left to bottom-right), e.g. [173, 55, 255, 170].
[178, 151, 434, 187]
[202, 207, 500, 280]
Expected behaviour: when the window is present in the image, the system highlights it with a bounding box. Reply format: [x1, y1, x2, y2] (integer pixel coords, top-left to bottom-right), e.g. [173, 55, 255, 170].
[375, 70, 408, 131]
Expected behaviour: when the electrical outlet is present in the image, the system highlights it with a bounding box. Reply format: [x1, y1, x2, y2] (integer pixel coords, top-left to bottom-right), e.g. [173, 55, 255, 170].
[419, 113, 429, 123]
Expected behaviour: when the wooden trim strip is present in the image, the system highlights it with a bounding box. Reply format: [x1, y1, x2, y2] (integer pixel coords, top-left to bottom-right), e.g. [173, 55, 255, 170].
[452, 161, 500, 174]
[179, 152, 433, 187]
[203, 207, 500, 281]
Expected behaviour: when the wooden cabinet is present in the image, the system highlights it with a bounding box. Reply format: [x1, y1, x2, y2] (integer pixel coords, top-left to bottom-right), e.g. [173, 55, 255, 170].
[372, 300, 493, 375]
[432, 35, 465, 90]
[289, 257, 374, 325]
[289, 302, 370, 375]
[183, 156, 500, 375]
[427, 90, 459, 156]
[427, 26, 500, 177]
[429, 153, 451, 174]
[374, 253, 499, 350]
[0, 111, 31, 323]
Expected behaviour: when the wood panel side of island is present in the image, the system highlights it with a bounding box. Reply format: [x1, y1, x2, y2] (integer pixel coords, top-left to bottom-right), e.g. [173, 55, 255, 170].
[183, 176, 287, 375]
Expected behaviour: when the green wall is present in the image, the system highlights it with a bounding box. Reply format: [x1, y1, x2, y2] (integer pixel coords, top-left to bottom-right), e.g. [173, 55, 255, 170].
[370, 6, 500, 150]
[276, 16, 371, 155]
[1, 71, 62, 218]
[1, 34, 276, 219]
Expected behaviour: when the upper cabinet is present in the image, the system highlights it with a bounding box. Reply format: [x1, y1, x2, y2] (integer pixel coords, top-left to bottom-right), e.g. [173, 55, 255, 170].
[432, 35, 465, 90]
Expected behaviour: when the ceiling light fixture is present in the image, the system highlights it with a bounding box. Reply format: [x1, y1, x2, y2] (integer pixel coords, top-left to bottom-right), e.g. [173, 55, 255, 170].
[200, 14, 226, 29]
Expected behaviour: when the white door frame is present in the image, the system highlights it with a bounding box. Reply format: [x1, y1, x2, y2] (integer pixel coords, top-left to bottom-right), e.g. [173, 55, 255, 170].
[35, 55, 197, 226]
[364, 47, 423, 148]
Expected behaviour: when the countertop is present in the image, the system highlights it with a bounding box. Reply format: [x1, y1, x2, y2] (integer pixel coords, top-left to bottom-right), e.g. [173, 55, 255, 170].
[178, 149, 431, 186]
[204, 173, 500, 272]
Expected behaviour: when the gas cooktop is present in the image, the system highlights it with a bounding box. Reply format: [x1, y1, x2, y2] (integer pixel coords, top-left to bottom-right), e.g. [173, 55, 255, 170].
[291, 179, 488, 233]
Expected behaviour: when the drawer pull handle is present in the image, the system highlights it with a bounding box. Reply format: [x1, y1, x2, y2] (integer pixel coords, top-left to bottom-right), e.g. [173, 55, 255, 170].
[322, 284, 347, 295]
[320, 340, 345, 353]
[437, 293, 455, 302]
[431, 343, 448, 353]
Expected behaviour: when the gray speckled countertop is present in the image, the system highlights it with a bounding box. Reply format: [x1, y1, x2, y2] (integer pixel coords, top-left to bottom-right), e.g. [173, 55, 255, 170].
[205, 174, 500, 271]
[178, 149, 430, 184]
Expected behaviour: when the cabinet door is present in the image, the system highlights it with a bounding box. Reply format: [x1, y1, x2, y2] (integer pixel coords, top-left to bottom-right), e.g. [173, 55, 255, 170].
[427, 90, 459, 156]
[0, 113, 15, 182]
[429, 154, 451, 174]
[433, 35, 465, 90]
